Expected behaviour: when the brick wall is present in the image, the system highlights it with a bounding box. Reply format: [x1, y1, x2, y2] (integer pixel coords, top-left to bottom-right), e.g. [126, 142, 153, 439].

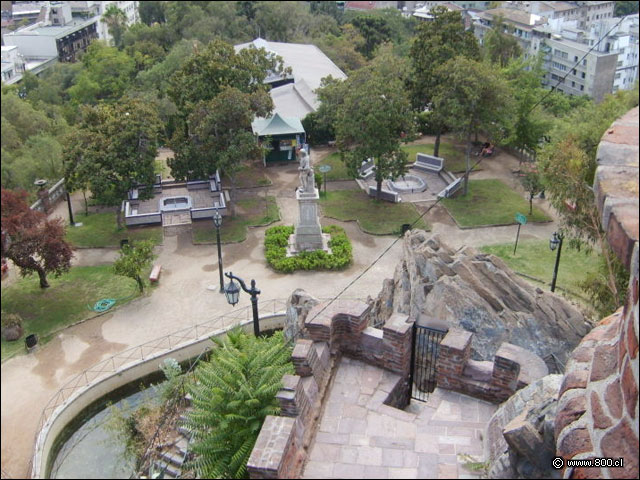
[436, 328, 549, 404]
[247, 300, 413, 478]
[554, 107, 639, 479]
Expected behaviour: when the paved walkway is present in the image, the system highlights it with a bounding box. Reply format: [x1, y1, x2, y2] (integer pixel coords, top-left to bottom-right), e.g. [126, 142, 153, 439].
[1, 138, 557, 478]
[303, 357, 496, 479]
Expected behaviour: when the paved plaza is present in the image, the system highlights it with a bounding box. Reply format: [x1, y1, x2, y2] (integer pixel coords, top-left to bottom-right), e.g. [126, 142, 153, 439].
[303, 357, 496, 479]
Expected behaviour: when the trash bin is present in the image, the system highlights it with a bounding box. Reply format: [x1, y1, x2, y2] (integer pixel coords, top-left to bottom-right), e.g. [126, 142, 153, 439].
[25, 334, 38, 350]
[401, 224, 412, 236]
[120, 238, 129, 249]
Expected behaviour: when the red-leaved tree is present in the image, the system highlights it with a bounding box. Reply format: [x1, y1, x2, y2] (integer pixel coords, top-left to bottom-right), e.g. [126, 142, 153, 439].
[1, 188, 73, 288]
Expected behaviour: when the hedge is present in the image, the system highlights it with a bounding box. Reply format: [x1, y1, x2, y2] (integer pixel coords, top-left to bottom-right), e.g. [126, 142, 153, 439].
[264, 225, 352, 273]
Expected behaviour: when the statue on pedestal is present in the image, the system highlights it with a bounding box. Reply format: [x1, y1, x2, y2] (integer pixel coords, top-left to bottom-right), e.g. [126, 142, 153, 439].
[298, 147, 314, 193]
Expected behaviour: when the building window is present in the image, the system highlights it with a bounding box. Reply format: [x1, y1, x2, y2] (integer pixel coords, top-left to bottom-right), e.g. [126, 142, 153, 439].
[580, 85, 584, 91]
[574, 55, 579, 62]
[582, 72, 586, 78]
[571, 81, 575, 87]
[583, 59, 587, 66]
[615, 72, 621, 79]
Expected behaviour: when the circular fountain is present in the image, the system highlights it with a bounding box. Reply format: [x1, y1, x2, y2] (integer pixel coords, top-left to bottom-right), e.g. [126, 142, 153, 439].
[388, 174, 427, 193]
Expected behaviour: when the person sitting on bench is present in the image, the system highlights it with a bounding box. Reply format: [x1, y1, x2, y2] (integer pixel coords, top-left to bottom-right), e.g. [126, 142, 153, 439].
[477, 142, 494, 157]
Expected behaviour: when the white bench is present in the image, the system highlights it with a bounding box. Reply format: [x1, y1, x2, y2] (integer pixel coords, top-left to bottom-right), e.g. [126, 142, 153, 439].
[368, 185, 400, 203]
[414, 153, 444, 173]
[437, 178, 463, 199]
[358, 158, 375, 180]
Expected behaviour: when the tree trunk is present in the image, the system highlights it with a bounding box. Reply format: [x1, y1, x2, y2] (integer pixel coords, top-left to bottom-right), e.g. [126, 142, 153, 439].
[376, 177, 382, 201]
[434, 128, 442, 157]
[136, 275, 145, 292]
[83, 190, 88, 216]
[116, 208, 124, 230]
[463, 133, 471, 196]
[36, 266, 49, 288]
[529, 195, 533, 215]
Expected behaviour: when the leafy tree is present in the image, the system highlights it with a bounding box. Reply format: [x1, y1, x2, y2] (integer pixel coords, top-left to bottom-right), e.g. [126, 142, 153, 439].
[68, 42, 136, 104]
[170, 86, 271, 193]
[432, 56, 512, 195]
[335, 55, 416, 200]
[63, 98, 163, 227]
[409, 6, 479, 156]
[101, 4, 128, 48]
[253, 1, 324, 42]
[185, 329, 293, 479]
[135, 39, 196, 95]
[113, 240, 155, 292]
[615, 1, 639, 16]
[483, 15, 522, 67]
[168, 39, 286, 116]
[351, 15, 392, 58]
[520, 169, 544, 215]
[139, 0, 166, 25]
[315, 24, 367, 72]
[502, 56, 552, 153]
[125, 40, 166, 72]
[1, 188, 73, 288]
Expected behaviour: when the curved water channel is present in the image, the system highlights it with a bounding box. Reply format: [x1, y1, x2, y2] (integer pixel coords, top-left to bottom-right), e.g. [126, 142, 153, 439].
[49, 379, 164, 479]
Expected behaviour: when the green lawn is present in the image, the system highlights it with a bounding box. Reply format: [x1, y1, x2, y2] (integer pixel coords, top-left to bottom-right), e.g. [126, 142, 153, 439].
[65, 212, 163, 248]
[442, 179, 551, 228]
[192, 196, 280, 244]
[1, 266, 139, 361]
[317, 141, 469, 181]
[320, 190, 430, 235]
[401, 143, 470, 173]
[221, 162, 272, 188]
[480, 240, 601, 297]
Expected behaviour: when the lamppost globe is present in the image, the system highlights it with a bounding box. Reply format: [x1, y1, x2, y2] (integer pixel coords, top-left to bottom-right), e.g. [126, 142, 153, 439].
[549, 232, 560, 251]
[213, 208, 222, 229]
[224, 277, 240, 306]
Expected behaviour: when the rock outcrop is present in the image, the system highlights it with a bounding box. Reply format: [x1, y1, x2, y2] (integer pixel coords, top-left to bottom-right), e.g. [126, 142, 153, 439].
[368, 232, 589, 366]
[486, 374, 563, 479]
[284, 289, 320, 341]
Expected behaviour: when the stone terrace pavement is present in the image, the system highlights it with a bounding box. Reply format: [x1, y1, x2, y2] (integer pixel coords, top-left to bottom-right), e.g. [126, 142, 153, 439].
[303, 357, 497, 479]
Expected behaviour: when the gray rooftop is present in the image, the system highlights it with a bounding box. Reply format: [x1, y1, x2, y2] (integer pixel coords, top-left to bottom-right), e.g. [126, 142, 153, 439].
[4, 17, 96, 38]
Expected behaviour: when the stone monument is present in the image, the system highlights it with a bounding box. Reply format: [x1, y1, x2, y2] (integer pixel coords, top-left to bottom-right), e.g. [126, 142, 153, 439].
[287, 148, 331, 256]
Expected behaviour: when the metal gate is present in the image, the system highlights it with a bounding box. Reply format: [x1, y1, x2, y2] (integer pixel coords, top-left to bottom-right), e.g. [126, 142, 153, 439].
[409, 323, 447, 402]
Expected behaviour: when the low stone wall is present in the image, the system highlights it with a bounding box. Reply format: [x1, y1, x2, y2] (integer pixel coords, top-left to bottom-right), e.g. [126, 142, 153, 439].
[247, 300, 413, 479]
[436, 328, 549, 404]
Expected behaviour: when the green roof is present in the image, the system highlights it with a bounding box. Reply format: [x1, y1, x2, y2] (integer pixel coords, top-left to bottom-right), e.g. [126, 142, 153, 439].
[251, 113, 305, 136]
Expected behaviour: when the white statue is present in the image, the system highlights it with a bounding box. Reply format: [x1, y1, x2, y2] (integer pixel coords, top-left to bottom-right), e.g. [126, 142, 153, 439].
[298, 147, 314, 193]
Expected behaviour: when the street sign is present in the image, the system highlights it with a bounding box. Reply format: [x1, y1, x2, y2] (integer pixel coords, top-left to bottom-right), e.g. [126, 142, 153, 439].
[318, 165, 331, 173]
[515, 213, 527, 225]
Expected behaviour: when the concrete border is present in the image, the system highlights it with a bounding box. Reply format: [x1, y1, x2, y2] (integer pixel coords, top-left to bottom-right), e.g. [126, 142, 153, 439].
[32, 314, 286, 479]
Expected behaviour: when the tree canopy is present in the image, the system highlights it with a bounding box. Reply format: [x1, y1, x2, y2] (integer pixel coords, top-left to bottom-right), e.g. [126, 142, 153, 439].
[1, 188, 73, 288]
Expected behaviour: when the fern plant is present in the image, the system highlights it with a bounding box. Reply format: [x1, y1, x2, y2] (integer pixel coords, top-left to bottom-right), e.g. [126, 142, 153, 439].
[185, 329, 293, 479]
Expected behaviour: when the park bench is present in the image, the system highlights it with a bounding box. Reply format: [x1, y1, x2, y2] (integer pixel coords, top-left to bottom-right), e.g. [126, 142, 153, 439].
[359, 158, 375, 180]
[437, 177, 463, 199]
[413, 153, 444, 173]
[149, 264, 162, 283]
[368, 185, 400, 203]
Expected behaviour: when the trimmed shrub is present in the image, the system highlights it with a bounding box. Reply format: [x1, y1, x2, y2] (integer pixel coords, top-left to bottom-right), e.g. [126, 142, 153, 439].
[264, 225, 353, 273]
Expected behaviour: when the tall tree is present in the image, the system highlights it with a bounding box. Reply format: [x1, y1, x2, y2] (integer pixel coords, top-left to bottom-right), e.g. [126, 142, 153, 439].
[113, 240, 155, 292]
[68, 42, 136, 104]
[63, 98, 163, 227]
[351, 15, 392, 58]
[483, 15, 522, 67]
[432, 56, 512, 195]
[101, 4, 129, 48]
[139, 0, 166, 25]
[409, 6, 479, 156]
[1, 189, 73, 288]
[335, 55, 416, 200]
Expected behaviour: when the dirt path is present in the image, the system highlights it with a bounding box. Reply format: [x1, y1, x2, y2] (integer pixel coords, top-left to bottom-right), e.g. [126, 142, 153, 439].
[0, 141, 560, 478]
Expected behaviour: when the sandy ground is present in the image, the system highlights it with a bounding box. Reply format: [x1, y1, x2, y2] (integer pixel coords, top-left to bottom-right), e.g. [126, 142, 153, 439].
[0, 140, 559, 478]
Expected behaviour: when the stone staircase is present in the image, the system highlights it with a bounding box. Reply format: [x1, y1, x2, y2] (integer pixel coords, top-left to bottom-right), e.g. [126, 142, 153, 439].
[150, 395, 194, 479]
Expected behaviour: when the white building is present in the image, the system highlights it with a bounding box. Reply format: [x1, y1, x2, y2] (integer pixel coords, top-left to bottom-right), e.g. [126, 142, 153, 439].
[235, 38, 347, 121]
[67, 1, 138, 43]
[1, 45, 25, 84]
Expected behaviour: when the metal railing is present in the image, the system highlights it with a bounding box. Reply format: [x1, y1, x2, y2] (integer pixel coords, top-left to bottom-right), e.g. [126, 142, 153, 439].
[31, 298, 289, 476]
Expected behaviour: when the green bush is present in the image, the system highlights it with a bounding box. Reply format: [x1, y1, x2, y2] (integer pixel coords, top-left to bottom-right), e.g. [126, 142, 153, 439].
[264, 225, 353, 273]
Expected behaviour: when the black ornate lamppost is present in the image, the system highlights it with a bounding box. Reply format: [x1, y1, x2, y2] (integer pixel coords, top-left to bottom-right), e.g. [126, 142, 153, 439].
[213, 208, 224, 293]
[223, 271, 261, 337]
[549, 231, 564, 293]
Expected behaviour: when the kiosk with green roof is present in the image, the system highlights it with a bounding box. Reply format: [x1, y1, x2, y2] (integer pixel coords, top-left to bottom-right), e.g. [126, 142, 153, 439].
[252, 113, 306, 165]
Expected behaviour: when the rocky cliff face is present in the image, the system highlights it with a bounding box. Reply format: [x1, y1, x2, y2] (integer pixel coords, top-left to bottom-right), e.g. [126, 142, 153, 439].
[368, 231, 590, 366]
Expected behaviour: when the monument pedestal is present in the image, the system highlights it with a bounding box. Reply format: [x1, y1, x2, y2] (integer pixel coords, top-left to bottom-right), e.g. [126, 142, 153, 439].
[286, 187, 331, 256]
